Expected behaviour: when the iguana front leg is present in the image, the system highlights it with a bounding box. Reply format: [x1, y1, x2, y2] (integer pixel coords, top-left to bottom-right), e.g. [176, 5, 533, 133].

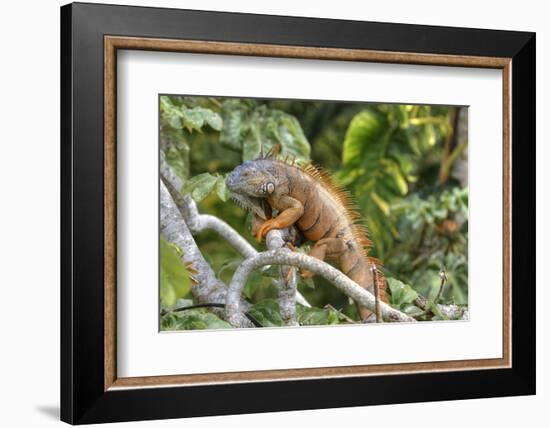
[256, 195, 304, 241]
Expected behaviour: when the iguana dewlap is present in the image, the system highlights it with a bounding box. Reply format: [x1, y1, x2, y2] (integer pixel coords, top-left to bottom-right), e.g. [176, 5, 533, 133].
[226, 156, 386, 320]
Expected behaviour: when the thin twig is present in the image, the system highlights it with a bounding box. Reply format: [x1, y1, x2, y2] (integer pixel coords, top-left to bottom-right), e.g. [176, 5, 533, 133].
[413, 269, 468, 320]
[434, 269, 447, 304]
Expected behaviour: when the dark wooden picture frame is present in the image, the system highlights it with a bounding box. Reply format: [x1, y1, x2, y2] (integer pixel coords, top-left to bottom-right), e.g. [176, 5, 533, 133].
[61, 2, 535, 424]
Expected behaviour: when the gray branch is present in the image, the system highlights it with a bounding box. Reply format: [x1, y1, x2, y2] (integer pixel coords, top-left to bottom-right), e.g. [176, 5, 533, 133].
[225, 249, 417, 326]
[160, 180, 252, 328]
[180, 195, 258, 259]
[266, 230, 298, 326]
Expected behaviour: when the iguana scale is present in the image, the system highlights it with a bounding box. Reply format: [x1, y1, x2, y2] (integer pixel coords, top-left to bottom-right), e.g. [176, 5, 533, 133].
[226, 155, 386, 320]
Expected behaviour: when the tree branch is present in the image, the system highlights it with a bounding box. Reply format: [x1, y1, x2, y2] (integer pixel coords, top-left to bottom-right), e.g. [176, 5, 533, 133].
[159, 180, 253, 328]
[265, 230, 298, 326]
[225, 249, 417, 327]
[180, 194, 258, 260]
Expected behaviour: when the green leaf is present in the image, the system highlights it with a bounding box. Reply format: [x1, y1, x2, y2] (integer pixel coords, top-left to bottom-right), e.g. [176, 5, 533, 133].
[180, 108, 204, 131]
[219, 100, 249, 150]
[342, 110, 385, 166]
[242, 122, 262, 161]
[181, 173, 218, 202]
[202, 108, 223, 131]
[299, 277, 316, 289]
[164, 142, 189, 181]
[387, 277, 418, 306]
[169, 113, 183, 129]
[401, 303, 424, 316]
[217, 259, 241, 281]
[215, 175, 229, 201]
[172, 309, 232, 330]
[159, 237, 191, 308]
[160, 268, 177, 308]
[241, 269, 275, 300]
[427, 300, 448, 320]
[383, 159, 408, 195]
[248, 300, 284, 327]
[277, 115, 311, 160]
[219, 100, 311, 162]
[296, 305, 340, 326]
[371, 191, 390, 216]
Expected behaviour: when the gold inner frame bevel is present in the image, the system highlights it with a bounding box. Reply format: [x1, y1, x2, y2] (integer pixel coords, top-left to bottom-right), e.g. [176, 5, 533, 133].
[104, 36, 512, 391]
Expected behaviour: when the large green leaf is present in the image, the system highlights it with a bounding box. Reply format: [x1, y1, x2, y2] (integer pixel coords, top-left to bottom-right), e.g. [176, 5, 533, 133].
[342, 109, 386, 166]
[181, 173, 218, 202]
[180, 107, 223, 132]
[159, 238, 191, 308]
[160, 96, 222, 133]
[164, 309, 232, 330]
[215, 175, 230, 202]
[219, 100, 311, 162]
[387, 277, 418, 307]
[296, 305, 340, 326]
[247, 300, 284, 327]
[164, 142, 189, 181]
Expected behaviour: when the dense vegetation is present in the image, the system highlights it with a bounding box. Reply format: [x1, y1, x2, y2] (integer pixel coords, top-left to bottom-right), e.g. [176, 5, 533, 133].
[159, 95, 468, 330]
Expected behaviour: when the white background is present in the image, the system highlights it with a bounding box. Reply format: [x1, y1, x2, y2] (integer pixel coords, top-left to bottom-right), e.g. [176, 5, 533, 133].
[0, 0, 546, 427]
[118, 51, 503, 377]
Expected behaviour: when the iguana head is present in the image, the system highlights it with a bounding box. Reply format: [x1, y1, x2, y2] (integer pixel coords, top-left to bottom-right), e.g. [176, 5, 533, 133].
[226, 160, 277, 220]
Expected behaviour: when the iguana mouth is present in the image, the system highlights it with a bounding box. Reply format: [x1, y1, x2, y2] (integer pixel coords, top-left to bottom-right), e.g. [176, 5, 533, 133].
[229, 192, 268, 220]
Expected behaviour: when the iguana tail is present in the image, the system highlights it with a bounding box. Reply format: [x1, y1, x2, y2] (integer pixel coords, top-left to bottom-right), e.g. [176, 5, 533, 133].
[340, 244, 386, 321]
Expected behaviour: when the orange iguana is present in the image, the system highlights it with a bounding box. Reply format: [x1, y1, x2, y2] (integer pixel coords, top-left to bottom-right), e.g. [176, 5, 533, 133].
[226, 155, 386, 320]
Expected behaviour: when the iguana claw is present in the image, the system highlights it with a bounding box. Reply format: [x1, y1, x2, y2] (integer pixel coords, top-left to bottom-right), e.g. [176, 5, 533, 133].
[255, 218, 279, 241]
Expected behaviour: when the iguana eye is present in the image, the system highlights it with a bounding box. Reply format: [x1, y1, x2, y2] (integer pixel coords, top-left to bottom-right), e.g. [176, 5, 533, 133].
[266, 182, 275, 194]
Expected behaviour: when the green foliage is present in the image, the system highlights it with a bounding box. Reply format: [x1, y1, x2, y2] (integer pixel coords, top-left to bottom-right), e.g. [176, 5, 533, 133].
[181, 172, 230, 203]
[388, 187, 468, 304]
[161, 96, 222, 133]
[247, 300, 284, 327]
[220, 99, 311, 162]
[159, 238, 191, 308]
[386, 277, 423, 317]
[160, 96, 224, 184]
[296, 305, 341, 326]
[161, 306, 232, 330]
[339, 104, 454, 257]
[159, 96, 469, 329]
[245, 300, 343, 327]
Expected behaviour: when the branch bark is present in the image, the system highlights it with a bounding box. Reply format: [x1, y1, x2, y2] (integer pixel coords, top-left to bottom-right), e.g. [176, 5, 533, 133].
[225, 249, 417, 327]
[160, 180, 252, 328]
[265, 230, 298, 326]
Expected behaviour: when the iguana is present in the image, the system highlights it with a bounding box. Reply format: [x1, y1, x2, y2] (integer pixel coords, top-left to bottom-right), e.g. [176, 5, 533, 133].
[226, 155, 386, 320]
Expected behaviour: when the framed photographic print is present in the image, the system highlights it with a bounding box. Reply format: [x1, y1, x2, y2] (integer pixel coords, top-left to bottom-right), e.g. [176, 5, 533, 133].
[60, 2, 536, 424]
